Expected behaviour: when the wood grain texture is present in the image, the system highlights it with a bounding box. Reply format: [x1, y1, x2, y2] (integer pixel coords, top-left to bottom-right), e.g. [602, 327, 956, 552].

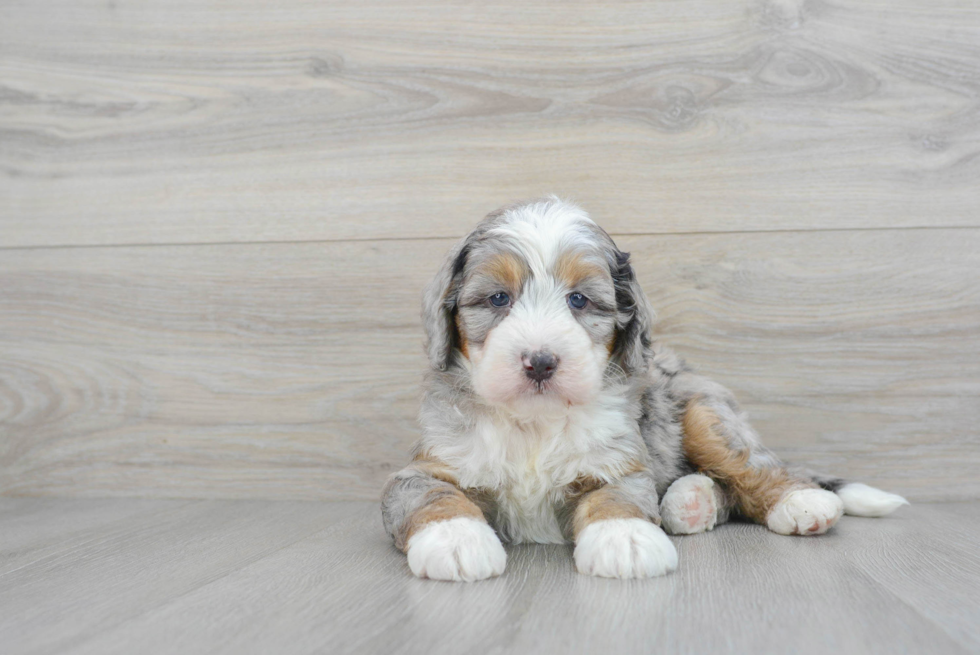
[2, 0, 978, 503]
[0, 500, 366, 654]
[0, 498, 188, 575]
[1, 229, 977, 501]
[2, 0, 980, 247]
[1, 499, 977, 654]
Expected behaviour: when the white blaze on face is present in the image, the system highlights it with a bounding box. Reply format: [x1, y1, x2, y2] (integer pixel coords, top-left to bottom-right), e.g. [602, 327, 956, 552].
[470, 277, 606, 407]
[465, 205, 613, 410]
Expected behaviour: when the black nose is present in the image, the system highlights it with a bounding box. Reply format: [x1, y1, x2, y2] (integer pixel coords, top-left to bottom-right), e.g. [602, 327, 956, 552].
[522, 350, 559, 382]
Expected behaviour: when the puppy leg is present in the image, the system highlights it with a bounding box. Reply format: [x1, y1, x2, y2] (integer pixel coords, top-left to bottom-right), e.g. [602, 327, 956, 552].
[660, 474, 733, 535]
[381, 457, 505, 582]
[682, 401, 843, 536]
[565, 472, 677, 579]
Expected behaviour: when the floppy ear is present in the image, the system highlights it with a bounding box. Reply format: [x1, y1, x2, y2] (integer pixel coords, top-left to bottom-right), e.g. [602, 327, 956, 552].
[421, 239, 470, 371]
[610, 250, 656, 375]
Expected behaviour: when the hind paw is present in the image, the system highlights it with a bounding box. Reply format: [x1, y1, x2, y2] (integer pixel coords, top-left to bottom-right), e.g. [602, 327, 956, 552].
[660, 474, 719, 535]
[767, 488, 844, 536]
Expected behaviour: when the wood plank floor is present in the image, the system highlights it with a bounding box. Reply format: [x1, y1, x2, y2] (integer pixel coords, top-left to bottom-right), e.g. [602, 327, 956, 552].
[1, 499, 977, 654]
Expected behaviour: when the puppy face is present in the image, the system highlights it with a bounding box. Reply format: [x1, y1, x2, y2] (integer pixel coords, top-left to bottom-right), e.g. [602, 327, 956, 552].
[422, 199, 654, 412]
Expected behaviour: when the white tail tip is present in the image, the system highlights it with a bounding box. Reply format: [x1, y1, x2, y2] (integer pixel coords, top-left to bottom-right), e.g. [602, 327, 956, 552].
[836, 483, 909, 517]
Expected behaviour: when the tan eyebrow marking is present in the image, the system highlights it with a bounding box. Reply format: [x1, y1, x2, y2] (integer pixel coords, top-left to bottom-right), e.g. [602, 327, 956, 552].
[554, 251, 607, 289]
[480, 252, 529, 291]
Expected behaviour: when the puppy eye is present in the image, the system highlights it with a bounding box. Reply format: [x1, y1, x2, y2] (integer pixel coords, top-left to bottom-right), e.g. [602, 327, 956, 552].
[489, 292, 510, 307]
[567, 292, 588, 309]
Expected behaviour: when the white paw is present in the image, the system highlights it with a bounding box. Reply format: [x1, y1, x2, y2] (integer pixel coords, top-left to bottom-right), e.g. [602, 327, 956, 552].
[660, 474, 718, 535]
[406, 517, 506, 582]
[836, 483, 909, 517]
[574, 518, 678, 579]
[767, 488, 844, 536]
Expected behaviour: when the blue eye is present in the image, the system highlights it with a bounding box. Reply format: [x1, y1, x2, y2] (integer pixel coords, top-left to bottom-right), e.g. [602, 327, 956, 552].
[489, 292, 510, 307]
[567, 292, 588, 309]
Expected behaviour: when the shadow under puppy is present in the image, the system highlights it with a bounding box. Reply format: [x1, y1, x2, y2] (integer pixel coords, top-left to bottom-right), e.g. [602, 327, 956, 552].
[382, 197, 908, 581]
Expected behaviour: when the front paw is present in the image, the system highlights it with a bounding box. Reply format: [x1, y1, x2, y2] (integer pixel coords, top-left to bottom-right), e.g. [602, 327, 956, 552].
[406, 517, 506, 582]
[574, 518, 678, 579]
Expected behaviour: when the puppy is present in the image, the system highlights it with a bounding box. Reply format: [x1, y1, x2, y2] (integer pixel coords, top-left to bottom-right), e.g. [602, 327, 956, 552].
[381, 197, 908, 581]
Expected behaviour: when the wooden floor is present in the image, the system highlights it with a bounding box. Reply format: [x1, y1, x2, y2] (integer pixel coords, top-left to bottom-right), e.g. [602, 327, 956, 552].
[2, 499, 978, 655]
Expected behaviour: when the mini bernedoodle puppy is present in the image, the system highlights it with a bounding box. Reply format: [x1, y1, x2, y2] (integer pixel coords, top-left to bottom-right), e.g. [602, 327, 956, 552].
[381, 197, 908, 581]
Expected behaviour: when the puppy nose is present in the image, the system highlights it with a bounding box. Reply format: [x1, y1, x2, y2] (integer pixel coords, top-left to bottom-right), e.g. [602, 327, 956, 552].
[522, 350, 559, 382]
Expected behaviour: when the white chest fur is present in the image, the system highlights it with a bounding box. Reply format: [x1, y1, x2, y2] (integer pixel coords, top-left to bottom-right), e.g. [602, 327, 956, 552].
[426, 389, 644, 544]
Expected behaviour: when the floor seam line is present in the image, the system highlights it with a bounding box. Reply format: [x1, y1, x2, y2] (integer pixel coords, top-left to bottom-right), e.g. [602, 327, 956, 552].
[1, 224, 978, 251]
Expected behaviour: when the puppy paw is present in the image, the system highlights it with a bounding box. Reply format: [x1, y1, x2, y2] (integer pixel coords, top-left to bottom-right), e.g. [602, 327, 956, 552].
[660, 474, 718, 535]
[406, 517, 506, 582]
[767, 488, 844, 536]
[574, 518, 678, 579]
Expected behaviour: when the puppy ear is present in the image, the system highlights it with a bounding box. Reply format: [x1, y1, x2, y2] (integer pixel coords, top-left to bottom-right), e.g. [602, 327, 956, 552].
[421, 239, 469, 371]
[610, 250, 656, 375]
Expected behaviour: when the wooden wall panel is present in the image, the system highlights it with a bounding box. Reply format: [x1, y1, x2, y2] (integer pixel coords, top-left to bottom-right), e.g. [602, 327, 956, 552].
[2, 0, 980, 247]
[1, 229, 977, 501]
[2, 0, 978, 502]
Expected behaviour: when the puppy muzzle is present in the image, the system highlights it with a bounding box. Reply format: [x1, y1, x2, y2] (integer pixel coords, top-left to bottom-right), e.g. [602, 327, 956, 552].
[522, 350, 559, 383]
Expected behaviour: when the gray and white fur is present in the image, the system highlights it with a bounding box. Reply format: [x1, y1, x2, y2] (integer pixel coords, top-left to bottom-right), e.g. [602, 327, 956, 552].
[381, 198, 908, 581]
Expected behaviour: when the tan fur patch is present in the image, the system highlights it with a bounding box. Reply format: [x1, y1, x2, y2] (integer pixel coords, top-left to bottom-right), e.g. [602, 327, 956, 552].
[565, 475, 605, 500]
[481, 252, 528, 292]
[394, 453, 491, 551]
[563, 459, 646, 501]
[454, 313, 469, 359]
[616, 459, 648, 478]
[682, 402, 816, 523]
[554, 251, 606, 289]
[404, 488, 487, 545]
[571, 486, 646, 539]
[411, 452, 461, 485]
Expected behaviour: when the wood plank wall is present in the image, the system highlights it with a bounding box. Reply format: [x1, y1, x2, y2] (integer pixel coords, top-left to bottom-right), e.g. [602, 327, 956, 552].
[1, 0, 978, 501]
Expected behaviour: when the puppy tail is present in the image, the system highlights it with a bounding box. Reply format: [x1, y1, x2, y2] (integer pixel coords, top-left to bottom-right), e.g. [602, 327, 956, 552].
[814, 476, 909, 518]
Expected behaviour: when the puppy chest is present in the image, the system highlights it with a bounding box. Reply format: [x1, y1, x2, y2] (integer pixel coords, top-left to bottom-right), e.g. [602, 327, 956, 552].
[448, 406, 641, 543]
[493, 472, 568, 545]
